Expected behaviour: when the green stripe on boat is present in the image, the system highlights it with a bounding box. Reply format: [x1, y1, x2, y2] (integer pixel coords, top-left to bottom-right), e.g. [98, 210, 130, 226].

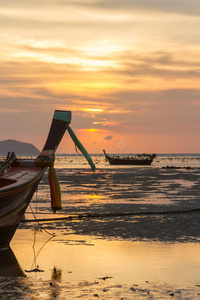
[53, 110, 71, 123]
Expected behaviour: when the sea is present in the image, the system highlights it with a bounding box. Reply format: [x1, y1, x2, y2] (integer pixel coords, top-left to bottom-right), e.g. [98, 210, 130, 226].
[2, 153, 200, 299]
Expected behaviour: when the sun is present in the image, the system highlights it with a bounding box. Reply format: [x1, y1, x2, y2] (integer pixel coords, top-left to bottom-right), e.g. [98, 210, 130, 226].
[87, 129, 98, 132]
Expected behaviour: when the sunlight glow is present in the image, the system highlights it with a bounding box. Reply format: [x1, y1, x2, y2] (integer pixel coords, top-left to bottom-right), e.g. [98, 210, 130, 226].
[81, 41, 123, 56]
[83, 109, 103, 112]
[87, 129, 98, 132]
[92, 121, 119, 127]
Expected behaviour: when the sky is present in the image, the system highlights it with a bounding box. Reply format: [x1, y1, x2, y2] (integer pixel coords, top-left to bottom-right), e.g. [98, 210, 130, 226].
[0, 0, 200, 154]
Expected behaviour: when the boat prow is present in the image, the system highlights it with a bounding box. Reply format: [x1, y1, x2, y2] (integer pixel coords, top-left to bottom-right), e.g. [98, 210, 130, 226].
[0, 110, 71, 249]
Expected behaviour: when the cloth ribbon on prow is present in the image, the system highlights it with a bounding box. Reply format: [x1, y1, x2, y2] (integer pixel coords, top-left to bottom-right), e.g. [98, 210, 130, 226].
[38, 150, 61, 213]
[67, 126, 96, 173]
[39, 127, 96, 213]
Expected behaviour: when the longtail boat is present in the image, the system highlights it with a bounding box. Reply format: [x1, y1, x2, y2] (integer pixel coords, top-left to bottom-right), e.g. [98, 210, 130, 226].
[0, 110, 95, 250]
[103, 149, 156, 165]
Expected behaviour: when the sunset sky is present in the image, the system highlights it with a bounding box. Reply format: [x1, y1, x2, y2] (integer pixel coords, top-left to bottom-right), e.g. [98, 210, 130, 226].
[0, 0, 200, 154]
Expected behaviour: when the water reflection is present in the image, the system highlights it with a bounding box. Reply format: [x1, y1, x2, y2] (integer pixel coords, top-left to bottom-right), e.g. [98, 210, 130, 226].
[0, 247, 24, 277]
[2, 231, 200, 299]
[49, 266, 62, 298]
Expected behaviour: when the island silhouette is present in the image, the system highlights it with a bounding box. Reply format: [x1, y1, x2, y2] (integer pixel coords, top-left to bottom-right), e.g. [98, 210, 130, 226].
[0, 139, 39, 155]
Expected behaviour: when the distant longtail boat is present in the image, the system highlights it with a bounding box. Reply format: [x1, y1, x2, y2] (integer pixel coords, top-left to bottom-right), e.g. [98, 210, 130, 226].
[103, 149, 156, 165]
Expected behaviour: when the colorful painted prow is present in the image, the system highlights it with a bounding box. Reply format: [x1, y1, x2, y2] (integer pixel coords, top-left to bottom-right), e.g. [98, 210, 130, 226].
[0, 110, 95, 249]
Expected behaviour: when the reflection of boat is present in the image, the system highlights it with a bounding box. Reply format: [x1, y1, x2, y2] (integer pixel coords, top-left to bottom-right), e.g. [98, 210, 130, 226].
[0, 247, 24, 276]
[103, 149, 156, 165]
[0, 110, 71, 249]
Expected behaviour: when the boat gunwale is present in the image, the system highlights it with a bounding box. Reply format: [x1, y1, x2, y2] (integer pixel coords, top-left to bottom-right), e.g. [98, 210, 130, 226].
[0, 167, 47, 196]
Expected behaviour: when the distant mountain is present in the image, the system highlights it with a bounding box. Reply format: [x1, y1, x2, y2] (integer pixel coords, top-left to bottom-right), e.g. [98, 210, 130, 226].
[0, 139, 40, 155]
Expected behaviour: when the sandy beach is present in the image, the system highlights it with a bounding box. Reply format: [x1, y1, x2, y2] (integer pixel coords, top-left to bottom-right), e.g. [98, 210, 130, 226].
[2, 155, 200, 299]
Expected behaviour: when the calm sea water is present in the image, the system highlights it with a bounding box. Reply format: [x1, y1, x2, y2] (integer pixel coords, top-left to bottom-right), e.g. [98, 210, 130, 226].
[55, 153, 200, 168]
[4, 153, 200, 168]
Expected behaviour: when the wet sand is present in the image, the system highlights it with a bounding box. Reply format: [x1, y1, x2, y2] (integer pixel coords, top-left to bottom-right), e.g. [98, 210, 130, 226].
[2, 155, 200, 299]
[7, 229, 200, 299]
[25, 164, 200, 242]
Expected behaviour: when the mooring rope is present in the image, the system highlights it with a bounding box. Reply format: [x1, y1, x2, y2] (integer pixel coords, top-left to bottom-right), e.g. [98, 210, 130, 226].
[28, 191, 55, 236]
[21, 207, 200, 223]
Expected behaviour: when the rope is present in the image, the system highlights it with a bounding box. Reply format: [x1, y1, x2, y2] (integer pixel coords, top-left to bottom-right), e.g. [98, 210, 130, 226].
[28, 192, 55, 236]
[21, 207, 200, 223]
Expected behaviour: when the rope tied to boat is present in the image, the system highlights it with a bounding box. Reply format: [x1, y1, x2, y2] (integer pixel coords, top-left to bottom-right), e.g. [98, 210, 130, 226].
[38, 150, 55, 161]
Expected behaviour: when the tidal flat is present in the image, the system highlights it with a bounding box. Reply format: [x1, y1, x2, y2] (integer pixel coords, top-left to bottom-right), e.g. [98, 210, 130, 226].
[2, 154, 200, 299]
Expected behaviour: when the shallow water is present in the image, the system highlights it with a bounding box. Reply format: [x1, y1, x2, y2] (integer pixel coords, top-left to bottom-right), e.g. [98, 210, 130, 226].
[7, 230, 200, 299]
[2, 154, 200, 299]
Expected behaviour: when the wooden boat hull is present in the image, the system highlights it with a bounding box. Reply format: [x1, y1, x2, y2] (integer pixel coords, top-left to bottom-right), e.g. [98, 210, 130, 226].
[103, 150, 156, 166]
[0, 110, 72, 249]
[0, 168, 45, 249]
[106, 157, 153, 165]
